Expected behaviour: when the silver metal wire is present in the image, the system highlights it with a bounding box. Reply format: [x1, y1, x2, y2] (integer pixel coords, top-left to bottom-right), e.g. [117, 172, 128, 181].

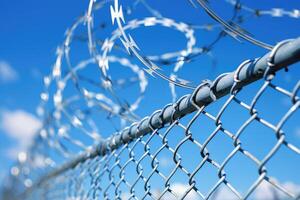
[5, 38, 299, 200]
[2, 1, 300, 200]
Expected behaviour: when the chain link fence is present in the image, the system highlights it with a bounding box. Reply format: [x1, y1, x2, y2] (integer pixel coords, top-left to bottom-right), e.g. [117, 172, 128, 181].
[5, 38, 298, 200]
[1, 1, 300, 199]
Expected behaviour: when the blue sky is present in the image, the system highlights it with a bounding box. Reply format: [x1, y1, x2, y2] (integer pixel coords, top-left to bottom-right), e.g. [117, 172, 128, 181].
[0, 0, 300, 199]
[0, 0, 87, 178]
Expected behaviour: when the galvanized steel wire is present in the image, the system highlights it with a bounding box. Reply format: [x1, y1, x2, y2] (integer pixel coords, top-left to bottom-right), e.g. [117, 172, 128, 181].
[1, 0, 300, 199]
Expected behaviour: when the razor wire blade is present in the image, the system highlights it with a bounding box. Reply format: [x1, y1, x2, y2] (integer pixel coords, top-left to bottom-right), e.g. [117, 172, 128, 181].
[1, 0, 300, 200]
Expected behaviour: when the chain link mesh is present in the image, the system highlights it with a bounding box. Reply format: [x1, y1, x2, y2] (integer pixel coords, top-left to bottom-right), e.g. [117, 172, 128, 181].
[1, 1, 300, 200]
[18, 43, 300, 199]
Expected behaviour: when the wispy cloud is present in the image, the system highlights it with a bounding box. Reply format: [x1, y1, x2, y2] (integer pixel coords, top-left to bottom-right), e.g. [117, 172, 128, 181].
[212, 180, 300, 200]
[254, 180, 300, 200]
[212, 185, 239, 200]
[0, 61, 18, 83]
[0, 109, 42, 159]
[72, 180, 300, 200]
[150, 183, 199, 200]
[170, 183, 199, 199]
[143, 181, 300, 200]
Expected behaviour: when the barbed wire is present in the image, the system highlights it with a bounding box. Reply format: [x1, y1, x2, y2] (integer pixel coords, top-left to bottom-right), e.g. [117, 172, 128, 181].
[1, 0, 300, 200]
[225, 0, 300, 19]
[4, 37, 300, 200]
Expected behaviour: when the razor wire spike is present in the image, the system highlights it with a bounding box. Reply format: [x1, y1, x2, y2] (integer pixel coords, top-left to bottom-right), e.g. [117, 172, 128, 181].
[143, 68, 156, 77]
[144, 17, 157, 26]
[120, 35, 140, 54]
[8, 0, 300, 197]
[290, 9, 300, 18]
[271, 8, 284, 17]
[110, 0, 125, 25]
[43, 76, 51, 86]
[98, 56, 109, 71]
[52, 63, 61, 78]
[101, 39, 114, 52]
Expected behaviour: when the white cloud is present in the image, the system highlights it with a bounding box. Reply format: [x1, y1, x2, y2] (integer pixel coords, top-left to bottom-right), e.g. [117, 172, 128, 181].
[254, 181, 276, 200]
[0, 110, 42, 158]
[145, 181, 300, 200]
[212, 180, 300, 200]
[171, 183, 199, 199]
[98, 180, 300, 200]
[0, 61, 18, 83]
[121, 192, 131, 200]
[254, 180, 300, 200]
[212, 185, 240, 200]
[150, 183, 199, 200]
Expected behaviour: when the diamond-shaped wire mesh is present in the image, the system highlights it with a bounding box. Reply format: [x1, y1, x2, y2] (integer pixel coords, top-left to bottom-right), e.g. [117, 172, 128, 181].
[14, 40, 300, 200]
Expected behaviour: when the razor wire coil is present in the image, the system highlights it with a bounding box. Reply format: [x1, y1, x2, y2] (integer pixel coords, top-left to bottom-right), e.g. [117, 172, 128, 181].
[1, 0, 300, 200]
